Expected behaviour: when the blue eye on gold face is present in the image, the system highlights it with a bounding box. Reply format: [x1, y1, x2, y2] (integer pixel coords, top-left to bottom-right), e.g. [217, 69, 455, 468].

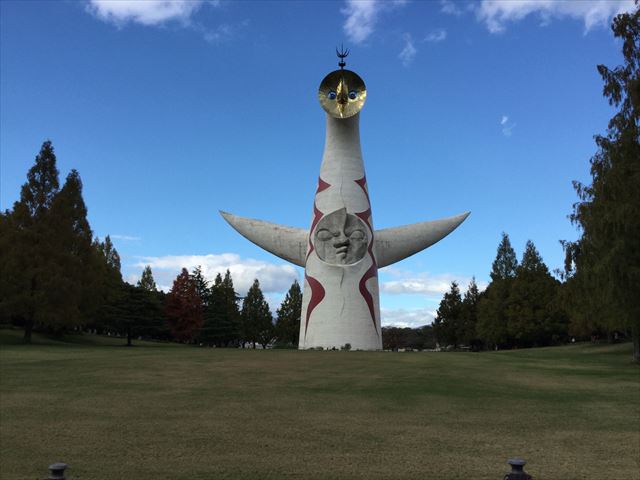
[318, 69, 367, 119]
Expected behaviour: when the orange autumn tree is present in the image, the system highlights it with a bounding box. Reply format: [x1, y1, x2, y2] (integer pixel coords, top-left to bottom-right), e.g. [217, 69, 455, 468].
[166, 268, 203, 342]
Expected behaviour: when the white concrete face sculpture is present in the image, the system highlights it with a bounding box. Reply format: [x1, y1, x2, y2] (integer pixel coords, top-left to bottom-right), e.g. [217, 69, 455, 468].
[221, 57, 469, 350]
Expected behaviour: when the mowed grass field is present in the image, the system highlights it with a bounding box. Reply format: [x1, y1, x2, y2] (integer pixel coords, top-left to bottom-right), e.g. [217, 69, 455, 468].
[1, 330, 638, 480]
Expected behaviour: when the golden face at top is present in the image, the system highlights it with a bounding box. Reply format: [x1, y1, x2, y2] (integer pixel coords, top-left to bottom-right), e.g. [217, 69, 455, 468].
[318, 69, 366, 119]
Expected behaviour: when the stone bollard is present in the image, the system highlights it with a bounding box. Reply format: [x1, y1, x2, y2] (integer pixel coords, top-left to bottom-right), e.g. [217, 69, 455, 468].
[504, 458, 532, 480]
[48, 462, 68, 480]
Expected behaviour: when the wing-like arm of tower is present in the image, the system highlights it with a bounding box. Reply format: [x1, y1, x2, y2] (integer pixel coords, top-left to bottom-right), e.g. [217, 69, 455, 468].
[374, 212, 470, 268]
[219, 211, 308, 267]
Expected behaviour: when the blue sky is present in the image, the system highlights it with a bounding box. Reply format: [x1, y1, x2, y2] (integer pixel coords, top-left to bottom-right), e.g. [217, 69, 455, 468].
[1, 0, 633, 327]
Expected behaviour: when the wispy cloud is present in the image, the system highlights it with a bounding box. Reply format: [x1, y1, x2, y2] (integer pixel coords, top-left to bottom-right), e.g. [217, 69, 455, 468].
[476, 0, 635, 34]
[86, 0, 205, 27]
[342, 0, 407, 44]
[398, 33, 417, 67]
[111, 234, 141, 242]
[424, 28, 447, 43]
[381, 307, 436, 328]
[440, 0, 463, 16]
[130, 253, 299, 297]
[500, 114, 515, 137]
[380, 269, 486, 298]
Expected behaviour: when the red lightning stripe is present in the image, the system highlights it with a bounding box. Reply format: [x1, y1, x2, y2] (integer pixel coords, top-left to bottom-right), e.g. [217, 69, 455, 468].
[304, 273, 325, 336]
[354, 178, 378, 334]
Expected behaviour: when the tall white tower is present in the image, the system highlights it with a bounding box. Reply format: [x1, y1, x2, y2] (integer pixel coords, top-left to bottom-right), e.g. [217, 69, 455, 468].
[221, 51, 469, 350]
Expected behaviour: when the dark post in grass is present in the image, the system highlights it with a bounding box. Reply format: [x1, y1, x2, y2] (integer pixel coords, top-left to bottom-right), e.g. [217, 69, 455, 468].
[504, 458, 532, 480]
[48, 462, 68, 480]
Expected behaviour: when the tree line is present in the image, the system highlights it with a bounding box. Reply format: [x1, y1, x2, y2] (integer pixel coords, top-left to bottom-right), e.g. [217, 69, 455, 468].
[0, 142, 302, 347]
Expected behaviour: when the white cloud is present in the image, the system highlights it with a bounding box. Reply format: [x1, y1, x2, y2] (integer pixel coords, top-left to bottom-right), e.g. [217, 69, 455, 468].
[342, 0, 407, 44]
[399, 33, 417, 66]
[424, 28, 447, 43]
[440, 0, 463, 16]
[86, 0, 205, 27]
[380, 270, 486, 298]
[500, 114, 515, 137]
[381, 307, 436, 328]
[110, 234, 141, 241]
[476, 0, 635, 34]
[130, 253, 299, 297]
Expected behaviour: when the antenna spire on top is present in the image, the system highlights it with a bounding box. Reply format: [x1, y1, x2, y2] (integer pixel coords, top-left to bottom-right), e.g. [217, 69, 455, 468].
[336, 44, 349, 69]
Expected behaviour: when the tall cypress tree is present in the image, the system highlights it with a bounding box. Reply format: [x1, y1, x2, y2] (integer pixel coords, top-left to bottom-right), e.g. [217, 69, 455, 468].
[2, 142, 60, 342]
[138, 265, 157, 292]
[241, 279, 273, 349]
[564, 5, 640, 362]
[275, 280, 302, 347]
[507, 241, 565, 347]
[433, 281, 463, 349]
[477, 233, 518, 349]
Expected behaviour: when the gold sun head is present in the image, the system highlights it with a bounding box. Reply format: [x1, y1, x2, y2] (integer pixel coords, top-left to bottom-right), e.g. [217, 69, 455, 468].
[318, 69, 367, 119]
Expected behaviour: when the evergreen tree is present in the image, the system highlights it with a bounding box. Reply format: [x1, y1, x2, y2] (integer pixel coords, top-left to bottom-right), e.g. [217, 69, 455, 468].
[0, 143, 102, 341]
[477, 233, 518, 349]
[490, 232, 518, 281]
[110, 284, 161, 346]
[433, 281, 463, 349]
[275, 280, 302, 347]
[138, 265, 157, 292]
[506, 241, 565, 347]
[221, 270, 241, 345]
[44, 170, 98, 329]
[190, 265, 210, 307]
[91, 235, 125, 334]
[564, 4, 640, 362]
[460, 277, 482, 350]
[166, 268, 203, 342]
[241, 279, 273, 348]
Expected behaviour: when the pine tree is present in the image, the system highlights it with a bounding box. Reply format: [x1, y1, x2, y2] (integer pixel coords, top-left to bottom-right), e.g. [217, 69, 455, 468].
[138, 265, 157, 292]
[490, 232, 518, 281]
[91, 235, 124, 334]
[241, 279, 273, 348]
[190, 265, 210, 308]
[477, 233, 518, 349]
[221, 270, 241, 345]
[166, 268, 203, 342]
[506, 241, 565, 347]
[44, 169, 97, 329]
[460, 277, 482, 350]
[275, 280, 302, 347]
[433, 281, 463, 349]
[564, 4, 640, 362]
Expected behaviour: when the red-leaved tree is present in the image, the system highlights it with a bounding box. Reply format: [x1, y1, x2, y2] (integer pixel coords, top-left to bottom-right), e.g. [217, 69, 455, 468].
[166, 268, 203, 342]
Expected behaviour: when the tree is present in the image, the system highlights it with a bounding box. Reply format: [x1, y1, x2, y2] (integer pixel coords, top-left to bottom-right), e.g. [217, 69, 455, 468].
[91, 235, 125, 334]
[506, 241, 566, 347]
[563, 4, 640, 362]
[275, 280, 302, 347]
[44, 169, 98, 329]
[137, 265, 157, 292]
[1, 141, 60, 342]
[433, 281, 463, 349]
[109, 283, 161, 346]
[477, 233, 518, 349]
[460, 277, 482, 350]
[190, 265, 210, 307]
[0, 143, 101, 341]
[166, 268, 203, 342]
[241, 279, 273, 348]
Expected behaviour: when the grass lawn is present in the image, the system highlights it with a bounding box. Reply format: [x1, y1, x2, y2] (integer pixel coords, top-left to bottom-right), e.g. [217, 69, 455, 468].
[1, 329, 638, 480]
